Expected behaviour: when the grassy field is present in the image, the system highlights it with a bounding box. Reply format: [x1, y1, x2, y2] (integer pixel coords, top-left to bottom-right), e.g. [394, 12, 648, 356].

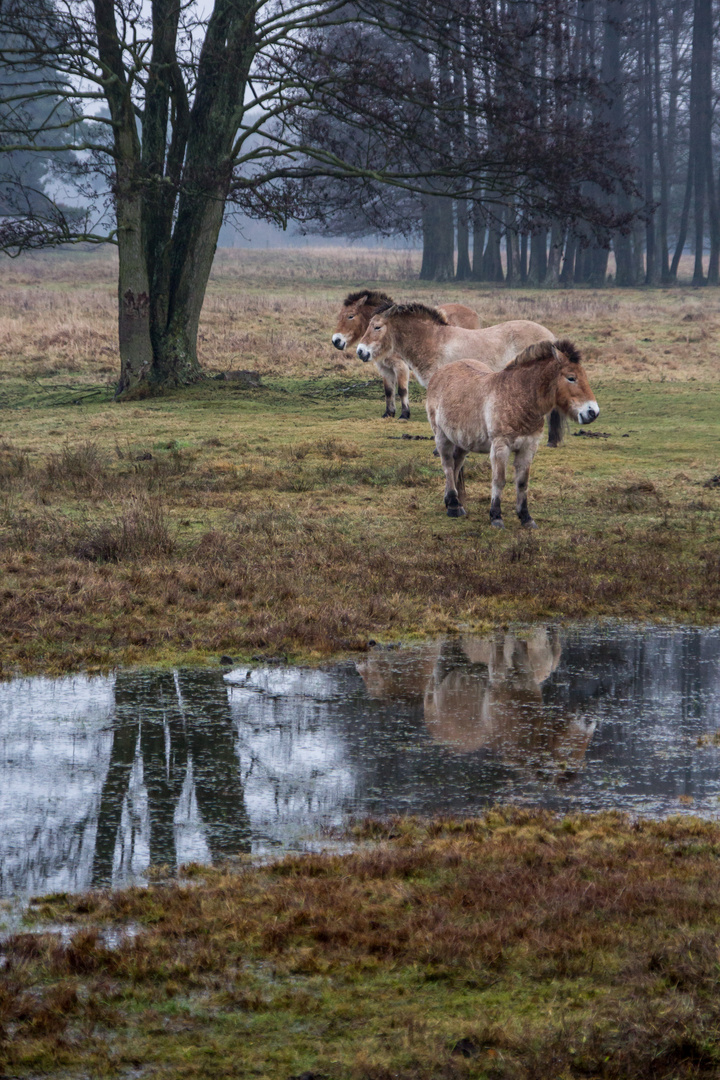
[0, 247, 719, 675]
[5, 811, 720, 1079]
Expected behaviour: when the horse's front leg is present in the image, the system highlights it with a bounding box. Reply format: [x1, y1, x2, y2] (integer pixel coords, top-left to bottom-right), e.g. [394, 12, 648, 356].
[382, 377, 396, 418]
[513, 441, 539, 528]
[489, 441, 511, 528]
[436, 431, 466, 517]
[375, 360, 397, 418]
[397, 362, 411, 420]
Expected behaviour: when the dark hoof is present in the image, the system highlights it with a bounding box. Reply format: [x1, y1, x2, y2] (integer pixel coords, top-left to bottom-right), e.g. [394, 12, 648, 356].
[547, 439, 560, 448]
[522, 519, 538, 529]
[400, 409, 410, 420]
[490, 519, 504, 529]
[382, 409, 396, 418]
[447, 506, 467, 518]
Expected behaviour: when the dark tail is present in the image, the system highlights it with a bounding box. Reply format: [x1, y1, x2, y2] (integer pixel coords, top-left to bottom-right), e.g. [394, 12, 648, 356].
[547, 409, 566, 447]
[456, 465, 466, 505]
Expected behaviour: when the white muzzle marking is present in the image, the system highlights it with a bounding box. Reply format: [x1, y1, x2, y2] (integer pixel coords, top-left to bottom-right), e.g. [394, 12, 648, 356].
[332, 333, 346, 350]
[356, 344, 372, 362]
[577, 400, 600, 425]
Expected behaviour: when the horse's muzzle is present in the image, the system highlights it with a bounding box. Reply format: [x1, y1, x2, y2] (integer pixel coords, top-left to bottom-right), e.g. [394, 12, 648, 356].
[578, 401, 600, 424]
[356, 345, 372, 362]
[332, 334, 346, 350]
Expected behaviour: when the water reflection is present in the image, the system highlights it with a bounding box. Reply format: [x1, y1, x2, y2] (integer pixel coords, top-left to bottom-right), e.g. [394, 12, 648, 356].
[1, 624, 719, 898]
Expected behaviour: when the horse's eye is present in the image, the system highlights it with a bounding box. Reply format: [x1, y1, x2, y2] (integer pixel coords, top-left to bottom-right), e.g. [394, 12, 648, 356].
[347, 314, 354, 319]
[566, 375, 576, 383]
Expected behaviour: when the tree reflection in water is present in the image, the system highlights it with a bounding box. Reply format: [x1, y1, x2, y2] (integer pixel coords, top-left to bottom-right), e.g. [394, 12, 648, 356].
[92, 671, 250, 886]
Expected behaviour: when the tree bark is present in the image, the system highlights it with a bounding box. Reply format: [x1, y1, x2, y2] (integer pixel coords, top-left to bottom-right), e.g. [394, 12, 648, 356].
[456, 199, 472, 279]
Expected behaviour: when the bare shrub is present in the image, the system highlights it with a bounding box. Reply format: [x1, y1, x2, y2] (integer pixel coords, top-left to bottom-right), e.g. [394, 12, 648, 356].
[74, 499, 175, 562]
[45, 441, 109, 497]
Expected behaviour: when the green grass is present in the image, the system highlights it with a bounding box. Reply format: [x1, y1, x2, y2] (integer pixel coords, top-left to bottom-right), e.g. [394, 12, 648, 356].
[5, 811, 720, 1078]
[0, 373, 718, 676]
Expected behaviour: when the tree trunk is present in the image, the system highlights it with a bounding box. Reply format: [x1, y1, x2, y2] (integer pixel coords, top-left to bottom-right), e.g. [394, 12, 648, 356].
[691, 0, 712, 286]
[456, 199, 472, 279]
[545, 223, 564, 286]
[527, 230, 547, 285]
[471, 202, 485, 279]
[670, 155, 694, 281]
[482, 222, 504, 281]
[560, 235, 577, 285]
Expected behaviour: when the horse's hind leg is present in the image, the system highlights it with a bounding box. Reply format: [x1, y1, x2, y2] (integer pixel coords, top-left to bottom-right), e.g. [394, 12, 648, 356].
[454, 449, 468, 506]
[513, 441, 538, 528]
[436, 431, 466, 517]
[489, 441, 511, 528]
[397, 362, 411, 420]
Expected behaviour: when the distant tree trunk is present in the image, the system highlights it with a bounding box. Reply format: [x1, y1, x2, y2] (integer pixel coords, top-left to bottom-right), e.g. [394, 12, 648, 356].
[691, 0, 712, 286]
[545, 223, 564, 286]
[641, 0, 657, 284]
[651, 0, 669, 282]
[669, 157, 694, 281]
[456, 200, 472, 279]
[527, 230, 547, 285]
[560, 234, 577, 285]
[471, 203, 485, 279]
[482, 218, 504, 280]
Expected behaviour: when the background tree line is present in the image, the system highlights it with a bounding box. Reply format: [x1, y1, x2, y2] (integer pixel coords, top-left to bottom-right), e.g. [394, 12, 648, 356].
[294, 0, 720, 287]
[0, 0, 708, 392]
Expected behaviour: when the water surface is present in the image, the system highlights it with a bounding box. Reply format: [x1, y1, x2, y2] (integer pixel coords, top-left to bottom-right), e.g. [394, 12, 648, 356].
[1, 624, 719, 897]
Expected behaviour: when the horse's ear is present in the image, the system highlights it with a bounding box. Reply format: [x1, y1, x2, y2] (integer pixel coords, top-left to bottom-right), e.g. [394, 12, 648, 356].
[383, 304, 398, 318]
[551, 345, 561, 361]
[357, 292, 370, 306]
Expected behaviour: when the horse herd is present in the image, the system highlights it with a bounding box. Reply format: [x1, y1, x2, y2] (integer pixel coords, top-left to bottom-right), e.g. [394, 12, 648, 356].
[331, 290, 600, 529]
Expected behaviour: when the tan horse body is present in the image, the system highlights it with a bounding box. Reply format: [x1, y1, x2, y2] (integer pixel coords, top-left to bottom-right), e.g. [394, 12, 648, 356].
[355, 302, 554, 387]
[426, 339, 599, 528]
[332, 292, 479, 419]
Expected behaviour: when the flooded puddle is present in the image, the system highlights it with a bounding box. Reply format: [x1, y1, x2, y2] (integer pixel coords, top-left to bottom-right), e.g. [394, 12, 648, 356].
[1, 624, 719, 898]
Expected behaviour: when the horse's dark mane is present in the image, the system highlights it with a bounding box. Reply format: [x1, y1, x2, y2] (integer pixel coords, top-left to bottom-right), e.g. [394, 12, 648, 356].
[554, 338, 581, 364]
[343, 289, 394, 308]
[375, 301, 448, 325]
[507, 338, 582, 369]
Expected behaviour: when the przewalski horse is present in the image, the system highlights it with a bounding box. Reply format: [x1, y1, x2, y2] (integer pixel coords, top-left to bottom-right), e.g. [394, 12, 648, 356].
[332, 291, 479, 420]
[356, 302, 566, 446]
[426, 339, 599, 528]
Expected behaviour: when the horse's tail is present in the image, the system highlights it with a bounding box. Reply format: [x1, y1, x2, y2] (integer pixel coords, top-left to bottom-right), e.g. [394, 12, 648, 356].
[547, 409, 566, 447]
[456, 464, 466, 505]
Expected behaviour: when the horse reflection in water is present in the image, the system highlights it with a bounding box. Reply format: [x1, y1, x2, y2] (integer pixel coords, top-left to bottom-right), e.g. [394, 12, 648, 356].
[92, 671, 250, 886]
[357, 629, 596, 774]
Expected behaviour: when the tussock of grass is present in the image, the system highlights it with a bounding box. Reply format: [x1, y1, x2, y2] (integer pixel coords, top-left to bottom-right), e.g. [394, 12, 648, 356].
[5, 811, 720, 1077]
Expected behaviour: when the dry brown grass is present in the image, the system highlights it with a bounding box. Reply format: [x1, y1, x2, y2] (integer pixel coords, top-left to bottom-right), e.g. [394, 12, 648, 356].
[5, 811, 720, 1078]
[1, 247, 719, 384]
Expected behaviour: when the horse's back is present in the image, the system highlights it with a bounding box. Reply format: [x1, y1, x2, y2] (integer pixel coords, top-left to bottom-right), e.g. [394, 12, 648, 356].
[438, 303, 480, 330]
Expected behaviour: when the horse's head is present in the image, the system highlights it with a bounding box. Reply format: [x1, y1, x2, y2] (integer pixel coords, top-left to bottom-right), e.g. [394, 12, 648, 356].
[356, 304, 394, 363]
[356, 302, 446, 363]
[551, 340, 599, 426]
[332, 290, 393, 351]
